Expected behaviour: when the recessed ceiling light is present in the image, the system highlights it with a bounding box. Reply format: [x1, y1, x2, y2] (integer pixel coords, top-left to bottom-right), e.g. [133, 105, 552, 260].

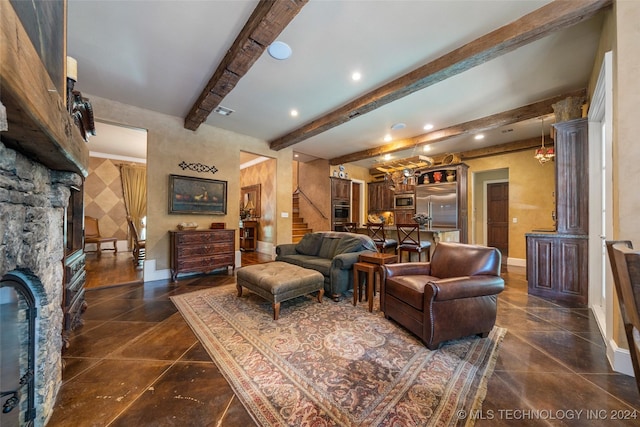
[214, 105, 234, 116]
[474, 134, 485, 140]
[391, 123, 406, 130]
[384, 134, 392, 142]
[290, 109, 298, 117]
[423, 123, 434, 131]
[384, 154, 392, 161]
[352, 71, 362, 81]
[268, 41, 292, 60]
[423, 145, 431, 152]
[294, 153, 299, 158]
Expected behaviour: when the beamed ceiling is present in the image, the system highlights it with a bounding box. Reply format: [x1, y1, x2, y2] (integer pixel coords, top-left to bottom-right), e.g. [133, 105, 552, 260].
[67, 0, 611, 167]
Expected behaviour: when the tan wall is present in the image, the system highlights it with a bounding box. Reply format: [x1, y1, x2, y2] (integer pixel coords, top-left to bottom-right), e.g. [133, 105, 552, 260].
[87, 95, 293, 275]
[460, 151, 555, 260]
[84, 157, 145, 242]
[295, 159, 331, 232]
[240, 158, 276, 244]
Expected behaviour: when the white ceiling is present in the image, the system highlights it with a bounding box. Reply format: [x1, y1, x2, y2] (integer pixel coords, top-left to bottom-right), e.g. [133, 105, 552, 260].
[67, 1, 604, 169]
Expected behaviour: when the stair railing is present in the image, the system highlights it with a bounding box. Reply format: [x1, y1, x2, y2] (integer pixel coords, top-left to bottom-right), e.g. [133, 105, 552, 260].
[294, 187, 328, 220]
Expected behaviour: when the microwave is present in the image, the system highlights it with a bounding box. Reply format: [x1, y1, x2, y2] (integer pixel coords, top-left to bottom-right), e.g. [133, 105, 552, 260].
[394, 193, 415, 209]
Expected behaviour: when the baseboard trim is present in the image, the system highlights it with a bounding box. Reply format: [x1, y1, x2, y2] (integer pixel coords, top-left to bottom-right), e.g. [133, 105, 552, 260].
[607, 338, 635, 377]
[507, 257, 526, 267]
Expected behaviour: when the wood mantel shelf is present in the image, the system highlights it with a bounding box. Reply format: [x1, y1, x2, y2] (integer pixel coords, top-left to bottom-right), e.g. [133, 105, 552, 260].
[0, 1, 89, 176]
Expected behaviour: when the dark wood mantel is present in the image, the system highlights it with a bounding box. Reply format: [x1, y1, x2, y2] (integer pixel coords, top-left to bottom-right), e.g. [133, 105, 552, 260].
[0, 1, 89, 176]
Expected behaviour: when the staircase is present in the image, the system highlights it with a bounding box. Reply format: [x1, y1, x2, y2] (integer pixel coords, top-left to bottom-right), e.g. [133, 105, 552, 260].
[292, 192, 312, 243]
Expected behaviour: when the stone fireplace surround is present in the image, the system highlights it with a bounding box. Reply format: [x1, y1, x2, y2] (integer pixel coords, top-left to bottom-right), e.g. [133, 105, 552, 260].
[0, 140, 82, 426]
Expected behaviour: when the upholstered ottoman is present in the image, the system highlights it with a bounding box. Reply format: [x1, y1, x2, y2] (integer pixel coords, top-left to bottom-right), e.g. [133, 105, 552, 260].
[236, 261, 325, 320]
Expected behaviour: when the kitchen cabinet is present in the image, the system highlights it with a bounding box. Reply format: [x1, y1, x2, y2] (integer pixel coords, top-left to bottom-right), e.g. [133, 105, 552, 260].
[170, 229, 235, 281]
[331, 177, 351, 201]
[394, 210, 415, 225]
[368, 181, 394, 212]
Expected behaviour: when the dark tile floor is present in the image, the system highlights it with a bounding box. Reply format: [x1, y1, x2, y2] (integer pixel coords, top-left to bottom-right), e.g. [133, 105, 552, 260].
[48, 252, 640, 426]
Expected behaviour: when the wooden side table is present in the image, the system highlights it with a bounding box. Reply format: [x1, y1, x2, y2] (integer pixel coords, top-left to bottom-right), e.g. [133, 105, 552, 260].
[353, 262, 376, 312]
[354, 253, 398, 312]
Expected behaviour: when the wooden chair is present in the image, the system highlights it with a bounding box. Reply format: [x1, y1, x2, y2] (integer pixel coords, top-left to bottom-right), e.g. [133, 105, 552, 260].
[395, 223, 431, 262]
[84, 215, 117, 256]
[341, 222, 358, 233]
[606, 240, 640, 394]
[127, 216, 146, 267]
[366, 222, 397, 253]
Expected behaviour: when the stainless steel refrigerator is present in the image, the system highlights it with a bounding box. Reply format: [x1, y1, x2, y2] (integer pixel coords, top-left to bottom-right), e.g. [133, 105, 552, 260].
[415, 183, 458, 228]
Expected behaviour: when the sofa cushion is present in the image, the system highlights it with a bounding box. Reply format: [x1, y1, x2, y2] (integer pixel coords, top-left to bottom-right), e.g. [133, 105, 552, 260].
[318, 237, 341, 259]
[276, 254, 318, 268]
[301, 257, 333, 277]
[295, 233, 322, 256]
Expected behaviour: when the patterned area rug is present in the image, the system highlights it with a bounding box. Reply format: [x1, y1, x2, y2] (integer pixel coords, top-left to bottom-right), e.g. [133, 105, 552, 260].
[171, 285, 506, 427]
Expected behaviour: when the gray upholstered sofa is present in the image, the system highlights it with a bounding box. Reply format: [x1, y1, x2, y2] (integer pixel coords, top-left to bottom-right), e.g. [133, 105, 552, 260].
[275, 231, 378, 301]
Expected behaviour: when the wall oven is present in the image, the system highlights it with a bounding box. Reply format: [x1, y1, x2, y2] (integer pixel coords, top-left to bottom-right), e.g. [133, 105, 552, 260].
[332, 203, 350, 229]
[394, 193, 415, 210]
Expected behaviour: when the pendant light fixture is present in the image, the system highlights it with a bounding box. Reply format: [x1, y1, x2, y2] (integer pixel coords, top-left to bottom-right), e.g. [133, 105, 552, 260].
[534, 117, 555, 165]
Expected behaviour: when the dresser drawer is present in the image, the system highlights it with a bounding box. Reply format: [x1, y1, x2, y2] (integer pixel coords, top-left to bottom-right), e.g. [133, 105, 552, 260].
[177, 254, 235, 271]
[176, 230, 234, 245]
[177, 241, 234, 258]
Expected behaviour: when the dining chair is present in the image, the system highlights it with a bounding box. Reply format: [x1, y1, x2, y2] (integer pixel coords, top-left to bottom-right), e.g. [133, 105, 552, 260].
[127, 216, 146, 267]
[366, 222, 397, 254]
[84, 215, 117, 256]
[341, 222, 358, 233]
[395, 223, 431, 262]
[605, 240, 640, 394]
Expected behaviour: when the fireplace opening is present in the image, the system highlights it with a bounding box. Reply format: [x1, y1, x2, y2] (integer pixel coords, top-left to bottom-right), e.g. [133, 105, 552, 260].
[1, 271, 37, 426]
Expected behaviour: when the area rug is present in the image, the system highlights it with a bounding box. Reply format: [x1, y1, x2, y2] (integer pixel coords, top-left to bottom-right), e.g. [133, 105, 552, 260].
[171, 285, 506, 427]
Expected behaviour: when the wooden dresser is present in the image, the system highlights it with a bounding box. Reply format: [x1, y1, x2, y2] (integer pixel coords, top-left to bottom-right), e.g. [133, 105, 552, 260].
[169, 229, 235, 282]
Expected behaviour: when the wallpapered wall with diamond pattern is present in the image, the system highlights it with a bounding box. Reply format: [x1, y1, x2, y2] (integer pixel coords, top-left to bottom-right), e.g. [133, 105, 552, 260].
[84, 157, 145, 242]
[240, 158, 276, 244]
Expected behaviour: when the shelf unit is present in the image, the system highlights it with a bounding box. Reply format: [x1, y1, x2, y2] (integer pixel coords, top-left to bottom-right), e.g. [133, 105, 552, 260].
[240, 220, 258, 252]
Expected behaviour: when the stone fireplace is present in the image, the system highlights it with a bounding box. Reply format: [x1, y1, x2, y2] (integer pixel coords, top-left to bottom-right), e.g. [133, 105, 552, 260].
[0, 141, 83, 426]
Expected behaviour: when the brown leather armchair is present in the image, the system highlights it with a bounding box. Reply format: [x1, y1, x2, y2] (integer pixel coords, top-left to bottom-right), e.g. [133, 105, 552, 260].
[380, 242, 504, 350]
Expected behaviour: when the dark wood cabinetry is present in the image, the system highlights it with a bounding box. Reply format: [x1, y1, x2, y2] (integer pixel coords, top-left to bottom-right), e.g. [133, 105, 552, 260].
[526, 118, 588, 306]
[368, 181, 394, 212]
[240, 220, 258, 251]
[526, 234, 588, 305]
[331, 177, 351, 201]
[394, 210, 415, 224]
[170, 229, 235, 281]
[555, 119, 589, 235]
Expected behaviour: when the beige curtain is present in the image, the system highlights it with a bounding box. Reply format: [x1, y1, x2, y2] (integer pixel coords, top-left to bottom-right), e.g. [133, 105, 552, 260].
[120, 164, 147, 248]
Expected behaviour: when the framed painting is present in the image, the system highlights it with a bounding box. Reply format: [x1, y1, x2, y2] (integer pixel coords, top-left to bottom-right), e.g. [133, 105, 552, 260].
[169, 174, 227, 215]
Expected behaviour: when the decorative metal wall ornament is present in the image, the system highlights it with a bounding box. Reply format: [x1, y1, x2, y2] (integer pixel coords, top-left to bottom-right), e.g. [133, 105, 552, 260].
[178, 161, 218, 175]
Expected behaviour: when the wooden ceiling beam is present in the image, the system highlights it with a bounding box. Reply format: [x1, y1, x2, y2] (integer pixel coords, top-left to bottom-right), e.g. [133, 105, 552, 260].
[184, 0, 308, 131]
[330, 88, 585, 166]
[270, 0, 610, 151]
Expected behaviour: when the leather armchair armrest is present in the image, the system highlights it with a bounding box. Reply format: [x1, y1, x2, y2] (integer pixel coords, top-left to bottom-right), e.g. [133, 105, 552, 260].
[381, 262, 431, 279]
[426, 276, 505, 301]
[275, 244, 297, 256]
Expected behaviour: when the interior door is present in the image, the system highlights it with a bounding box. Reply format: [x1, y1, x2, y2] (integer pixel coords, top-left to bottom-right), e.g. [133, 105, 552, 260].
[351, 182, 360, 223]
[487, 182, 509, 258]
